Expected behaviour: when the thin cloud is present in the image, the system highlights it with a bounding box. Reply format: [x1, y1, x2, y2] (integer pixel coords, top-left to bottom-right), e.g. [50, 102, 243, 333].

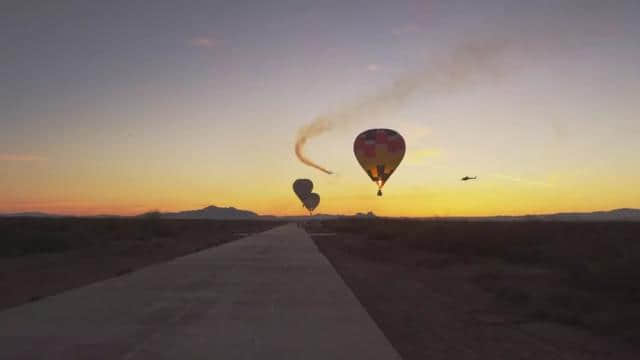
[405, 148, 441, 166]
[491, 173, 555, 188]
[366, 64, 380, 72]
[400, 122, 432, 141]
[0, 153, 46, 161]
[392, 24, 421, 35]
[188, 37, 218, 48]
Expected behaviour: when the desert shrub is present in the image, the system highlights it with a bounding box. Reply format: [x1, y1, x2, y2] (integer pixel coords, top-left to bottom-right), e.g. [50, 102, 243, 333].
[1, 231, 70, 257]
[321, 219, 640, 282]
[140, 211, 162, 219]
[149, 221, 179, 238]
[319, 218, 640, 342]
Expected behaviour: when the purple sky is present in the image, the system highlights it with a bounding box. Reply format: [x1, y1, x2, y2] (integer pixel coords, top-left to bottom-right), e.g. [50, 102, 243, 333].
[2, 0, 640, 216]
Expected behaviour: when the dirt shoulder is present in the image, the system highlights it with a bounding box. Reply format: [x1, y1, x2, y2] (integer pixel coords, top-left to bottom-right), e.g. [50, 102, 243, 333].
[312, 221, 639, 360]
[0, 218, 284, 310]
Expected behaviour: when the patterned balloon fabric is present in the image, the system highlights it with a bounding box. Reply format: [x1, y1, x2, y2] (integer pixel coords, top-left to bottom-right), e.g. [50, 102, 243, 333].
[353, 129, 406, 196]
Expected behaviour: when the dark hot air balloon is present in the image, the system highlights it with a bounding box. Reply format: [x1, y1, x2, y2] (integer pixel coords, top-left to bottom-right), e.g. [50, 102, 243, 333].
[302, 193, 320, 214]
[293, 179, 313, 203]
[353, 129, 406, 196]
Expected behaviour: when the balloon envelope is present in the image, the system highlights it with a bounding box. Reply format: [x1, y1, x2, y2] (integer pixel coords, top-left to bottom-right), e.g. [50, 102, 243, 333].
[303, 193, 320, 212]
[353, 129, 405, 195]
[292, 179, 313, 202]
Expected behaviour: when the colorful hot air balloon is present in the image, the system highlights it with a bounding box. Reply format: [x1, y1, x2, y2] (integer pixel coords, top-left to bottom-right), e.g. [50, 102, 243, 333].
[293, 179, 313, 203]
[302, 193, 320, 214]
[353, 128, 406, 196]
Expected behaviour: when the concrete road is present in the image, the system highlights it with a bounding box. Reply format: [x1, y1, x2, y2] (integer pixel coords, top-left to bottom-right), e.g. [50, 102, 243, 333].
[0, 224, 401, 360]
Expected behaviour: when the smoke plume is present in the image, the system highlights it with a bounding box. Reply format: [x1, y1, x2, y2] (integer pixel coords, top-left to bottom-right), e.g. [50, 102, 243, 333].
[294, 38, 510, 174]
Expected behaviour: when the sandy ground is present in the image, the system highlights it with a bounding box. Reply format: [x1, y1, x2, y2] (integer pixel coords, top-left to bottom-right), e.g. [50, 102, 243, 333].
[0, 224, 400, 360]
[314, 233, 639, 360]
[0, 219, 282, 310]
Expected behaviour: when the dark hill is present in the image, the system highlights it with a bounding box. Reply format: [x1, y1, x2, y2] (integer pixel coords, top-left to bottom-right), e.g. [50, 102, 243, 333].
[161, 205, 259, 220]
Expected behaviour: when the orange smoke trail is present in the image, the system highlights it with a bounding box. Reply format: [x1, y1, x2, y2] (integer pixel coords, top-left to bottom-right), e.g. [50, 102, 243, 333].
[294, 38, 510, 175]
[295, 117, 333, 174]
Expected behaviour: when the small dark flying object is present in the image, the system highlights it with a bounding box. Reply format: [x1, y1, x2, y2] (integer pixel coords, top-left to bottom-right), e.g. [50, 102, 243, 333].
[461, 176, 477, 181]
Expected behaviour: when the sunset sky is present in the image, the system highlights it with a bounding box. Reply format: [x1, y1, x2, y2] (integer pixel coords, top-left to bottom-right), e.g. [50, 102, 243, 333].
[2, 0, 640, 216]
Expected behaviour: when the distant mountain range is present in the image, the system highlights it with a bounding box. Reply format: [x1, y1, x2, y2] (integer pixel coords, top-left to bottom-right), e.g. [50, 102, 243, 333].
[2, 206, 640, 221]
[492, 208, 640, 221]
[146, 207, 376, 221]
[0, 211, 66, 218]
[415, 208, 640, 222]
[160, 205, 259, 220]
